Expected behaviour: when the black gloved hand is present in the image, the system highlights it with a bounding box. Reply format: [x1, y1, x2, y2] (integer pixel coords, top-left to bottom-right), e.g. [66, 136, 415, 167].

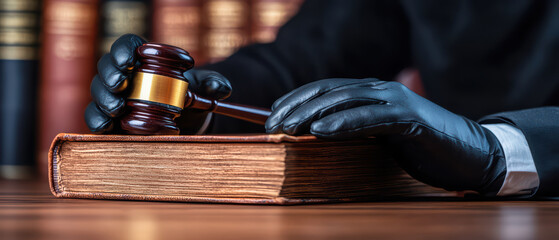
[85, 34, 232, 134]
[266, 78, 506, 195]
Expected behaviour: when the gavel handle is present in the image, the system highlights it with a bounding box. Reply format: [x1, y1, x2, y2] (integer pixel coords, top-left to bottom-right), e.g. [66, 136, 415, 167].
[184, 91, 271, 125]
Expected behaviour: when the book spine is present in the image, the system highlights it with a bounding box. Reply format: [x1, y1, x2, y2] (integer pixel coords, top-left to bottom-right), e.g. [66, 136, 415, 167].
[152, 0, 203, 64]
[99, 0, 150, 55]
[0, 0, 41, 179]
[250, 0, 301, 43]
[39, 0, 99, 178]
[202, 0, 250, 64]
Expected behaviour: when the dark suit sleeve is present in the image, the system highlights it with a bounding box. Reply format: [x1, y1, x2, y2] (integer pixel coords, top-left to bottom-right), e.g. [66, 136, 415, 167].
[201, 0, 410, 133]
[479, 106, 559, 197]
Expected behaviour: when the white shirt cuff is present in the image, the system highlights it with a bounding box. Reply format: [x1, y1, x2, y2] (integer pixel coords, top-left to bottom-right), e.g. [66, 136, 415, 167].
[482, 123, 539, 196]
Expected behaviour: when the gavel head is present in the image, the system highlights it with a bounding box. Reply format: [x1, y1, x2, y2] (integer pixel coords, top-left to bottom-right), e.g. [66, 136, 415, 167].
[119, 43, 194, 135]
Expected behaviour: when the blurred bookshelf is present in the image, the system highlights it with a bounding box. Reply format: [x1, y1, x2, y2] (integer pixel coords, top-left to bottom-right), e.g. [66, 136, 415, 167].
[0, 0, 303, 179]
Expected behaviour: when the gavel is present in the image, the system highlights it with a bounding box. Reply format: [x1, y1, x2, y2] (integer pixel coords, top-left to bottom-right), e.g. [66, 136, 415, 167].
[119, 43, 271, 135]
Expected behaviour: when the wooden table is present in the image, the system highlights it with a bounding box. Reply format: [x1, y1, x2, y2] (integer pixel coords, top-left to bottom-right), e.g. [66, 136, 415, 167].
[1, 179, 558, 240]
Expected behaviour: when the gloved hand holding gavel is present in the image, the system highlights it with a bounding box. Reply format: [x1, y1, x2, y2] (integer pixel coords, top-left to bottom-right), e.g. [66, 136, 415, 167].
[85, 34, 268, 135]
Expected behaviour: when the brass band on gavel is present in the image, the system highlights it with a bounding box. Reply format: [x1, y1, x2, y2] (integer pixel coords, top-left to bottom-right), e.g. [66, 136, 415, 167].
[128, 72, 189, 109]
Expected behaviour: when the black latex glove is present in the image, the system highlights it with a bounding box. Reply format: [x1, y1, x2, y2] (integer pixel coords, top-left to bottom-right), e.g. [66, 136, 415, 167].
[266, 78, 506, 195]
[85, 34, 232, 134]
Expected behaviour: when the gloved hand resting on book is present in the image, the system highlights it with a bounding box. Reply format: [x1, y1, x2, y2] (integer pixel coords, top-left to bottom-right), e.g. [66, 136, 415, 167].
[85, 34, 232, 134]
[265, 78, 507, 195]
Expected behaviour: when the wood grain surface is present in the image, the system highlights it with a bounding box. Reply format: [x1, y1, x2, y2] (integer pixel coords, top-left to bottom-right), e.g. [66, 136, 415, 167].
[1, 179, 558, 240]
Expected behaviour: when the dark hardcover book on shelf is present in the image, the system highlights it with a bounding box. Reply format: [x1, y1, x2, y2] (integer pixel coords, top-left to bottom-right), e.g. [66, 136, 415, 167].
[0, 0, 41, 179]
[39, 0, 99, 178]
[99, 0, 150, 55]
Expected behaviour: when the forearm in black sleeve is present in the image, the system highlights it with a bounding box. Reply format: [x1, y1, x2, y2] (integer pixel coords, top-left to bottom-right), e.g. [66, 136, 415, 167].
[201, 0, 410, 133]
[479, 106, 559, 197]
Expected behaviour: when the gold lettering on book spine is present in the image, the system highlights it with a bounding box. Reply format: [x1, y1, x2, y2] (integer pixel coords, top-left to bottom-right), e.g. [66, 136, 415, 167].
[45, 2, 96, 35]
[104, 2, 147, 35]
[0, 0, 39, 60]
[45, 1, 97, 60]
[0, 12, 38, 28]
[252, 1, 300, 43]
[128, 72, 189, 109]
[0, 46, 36, 60]
[206, 31, 245, 59]
[206, 0, 247, 28]
[204, 0, 249, 61]
[100, 2, 148, 53]
[0, 0, 39, 11]
[255, 2, 291, 26]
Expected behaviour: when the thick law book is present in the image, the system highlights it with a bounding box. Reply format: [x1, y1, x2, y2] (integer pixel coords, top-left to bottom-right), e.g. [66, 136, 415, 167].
[49, 133, 452, 204]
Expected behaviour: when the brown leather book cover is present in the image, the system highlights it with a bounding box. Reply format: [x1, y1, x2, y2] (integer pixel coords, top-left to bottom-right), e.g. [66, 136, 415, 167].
[251, 0, 302, 43]
[202, 0, 251, 63]
[39, 0, 99, 179]
[152, 0, 204, 64]
[49, 133, 453, 205]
